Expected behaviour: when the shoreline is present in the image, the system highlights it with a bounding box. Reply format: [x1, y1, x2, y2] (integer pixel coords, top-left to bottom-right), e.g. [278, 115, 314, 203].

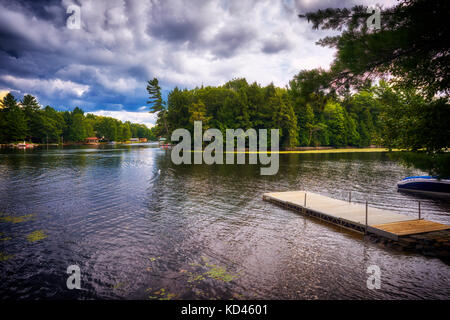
[0, 141, 158, 148]
[0, 144, 398, 154]
[217, 147, 399, 154]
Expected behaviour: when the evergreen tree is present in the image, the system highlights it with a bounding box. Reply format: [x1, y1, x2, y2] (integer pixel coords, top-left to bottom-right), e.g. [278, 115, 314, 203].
[2, 93, 27, 141]
[21, 94, 40, 140]
[147, 77, 169, 137]
[68, 113, 87, 142]
[300, 0, 449, 97]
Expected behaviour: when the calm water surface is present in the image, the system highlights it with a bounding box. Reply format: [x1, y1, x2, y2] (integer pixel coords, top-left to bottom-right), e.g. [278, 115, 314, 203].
[0, 145, 449, 299]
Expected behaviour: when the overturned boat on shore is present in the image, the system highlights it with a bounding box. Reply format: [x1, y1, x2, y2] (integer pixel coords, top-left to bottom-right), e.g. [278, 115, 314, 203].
[397, 176, 450, 196]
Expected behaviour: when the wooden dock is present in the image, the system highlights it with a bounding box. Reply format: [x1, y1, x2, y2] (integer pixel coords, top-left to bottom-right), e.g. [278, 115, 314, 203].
[263, 191, 450, 240]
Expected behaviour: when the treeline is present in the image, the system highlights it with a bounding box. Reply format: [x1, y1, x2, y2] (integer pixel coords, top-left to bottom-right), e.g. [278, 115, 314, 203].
[147, 75, 387, 149]
[150, 70, 449, 151]
[0, 93, 156, 143]
[155, 74, 377, 149]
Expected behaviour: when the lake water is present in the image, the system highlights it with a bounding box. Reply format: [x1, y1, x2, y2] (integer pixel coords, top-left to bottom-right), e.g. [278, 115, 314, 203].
[0, 145, 449, 299]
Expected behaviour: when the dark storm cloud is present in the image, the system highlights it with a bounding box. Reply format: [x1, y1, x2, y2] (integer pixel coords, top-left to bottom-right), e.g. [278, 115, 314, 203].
[146, 1, 209, 43]
[261, 36, 291, 54]
[0, 0, 67, 27]
[149, 18, 204, 42]
[210, 26, 256, 58]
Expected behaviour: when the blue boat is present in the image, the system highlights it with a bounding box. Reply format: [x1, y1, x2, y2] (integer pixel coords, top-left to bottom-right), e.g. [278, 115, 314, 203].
[397, 176, 450, 196]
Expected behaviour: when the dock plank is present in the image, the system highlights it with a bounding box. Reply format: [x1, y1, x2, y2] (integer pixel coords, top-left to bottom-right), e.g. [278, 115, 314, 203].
[263, 191, 449, 240]
[373, 220, 450, 236]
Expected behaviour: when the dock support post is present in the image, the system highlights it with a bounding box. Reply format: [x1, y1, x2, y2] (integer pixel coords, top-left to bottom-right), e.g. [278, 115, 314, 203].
[349, 191, 351, 203]
[418, 201, 421, 220]
[365, 200, 368, 234]
[304, 193, 307, 207]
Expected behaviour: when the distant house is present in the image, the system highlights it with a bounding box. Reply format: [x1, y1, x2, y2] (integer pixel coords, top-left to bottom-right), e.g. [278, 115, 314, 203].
[85, 137, 99, 144]
[139, 138, 147, 143]
[129, 138, 139, 143]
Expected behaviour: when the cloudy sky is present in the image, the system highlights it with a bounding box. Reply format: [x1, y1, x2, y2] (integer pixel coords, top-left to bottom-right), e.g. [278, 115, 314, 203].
[0, 0, 395, 127]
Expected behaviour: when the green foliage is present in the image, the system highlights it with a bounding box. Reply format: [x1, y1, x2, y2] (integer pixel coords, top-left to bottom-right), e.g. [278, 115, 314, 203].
[0, 93, 27, 141]
[154, 78, 301, 147]
[300, 0, 449, 97]
[377, 83, 450, 152]
[288, 68, 333, 113]
[155, 73, 446, 152]
[68, 113, 87, 142]
[121, 122, 132, 141]
[298, 0, 449, 152]
[323, 100, 346, 147]
[147, 77, 169, 137]
[0, 93, 155, 143]
[148, 75, 397, 149]
[147, 78, 164, 113]
[289, 70, 385, 147]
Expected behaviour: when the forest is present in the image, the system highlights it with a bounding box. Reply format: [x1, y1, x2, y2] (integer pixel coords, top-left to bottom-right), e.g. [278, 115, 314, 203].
[148, 73, 448, 152]
[0, 93, 156, 143]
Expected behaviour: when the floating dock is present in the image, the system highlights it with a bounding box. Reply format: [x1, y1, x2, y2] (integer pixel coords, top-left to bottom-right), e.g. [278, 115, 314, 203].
[263, 191, 450, 240]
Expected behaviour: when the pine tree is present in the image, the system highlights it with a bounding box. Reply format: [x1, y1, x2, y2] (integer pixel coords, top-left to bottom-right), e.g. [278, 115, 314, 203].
[21, 94, 40, 140]
[147, 78, 168, 137]
[2, 93, 28, 142]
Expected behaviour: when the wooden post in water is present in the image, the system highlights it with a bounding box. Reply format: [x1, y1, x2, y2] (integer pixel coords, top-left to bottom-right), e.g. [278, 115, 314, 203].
[349, 191, 351, 203]
[304, 193, 307, 207]
[365, 200, 368, 234]
[418, 201, 421, 220]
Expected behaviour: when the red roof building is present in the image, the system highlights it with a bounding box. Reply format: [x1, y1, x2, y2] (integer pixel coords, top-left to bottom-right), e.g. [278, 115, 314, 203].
[85, 137, 99, 143]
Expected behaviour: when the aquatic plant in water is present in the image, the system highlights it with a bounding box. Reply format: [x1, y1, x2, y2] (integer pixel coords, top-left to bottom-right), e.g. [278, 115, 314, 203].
[26, 230, 47, 242]
[186, 271, 205, 284]
[0, 252, 14, 261]
[0, 213, 35, 223]
[148, 288, 178, 300]
[204, 265, 237, 282]
[183, 256, 238, 285]
[112, 282, 125, 290]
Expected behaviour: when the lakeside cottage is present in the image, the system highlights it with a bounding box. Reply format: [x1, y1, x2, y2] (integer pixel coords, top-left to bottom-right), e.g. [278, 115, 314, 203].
[85, 137, 99, 144]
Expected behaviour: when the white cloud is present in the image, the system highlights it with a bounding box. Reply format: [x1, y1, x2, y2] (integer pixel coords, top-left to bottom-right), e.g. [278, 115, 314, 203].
[0, 75, 89, 97]
[89, 109, 157, 128]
